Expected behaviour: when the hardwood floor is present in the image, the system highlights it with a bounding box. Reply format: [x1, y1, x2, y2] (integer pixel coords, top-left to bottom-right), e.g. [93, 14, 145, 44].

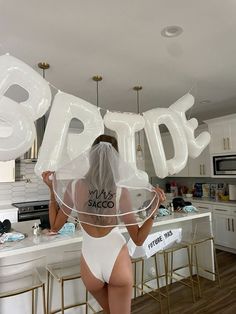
[131, 250, 236, 314]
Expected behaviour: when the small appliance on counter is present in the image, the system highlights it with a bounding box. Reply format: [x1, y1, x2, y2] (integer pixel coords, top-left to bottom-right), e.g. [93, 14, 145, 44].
[210, 183, 218, 199]
[202, 184, 210, 198]
[193, 183, 203, 198]
[0, 219, 11, 235]
[12, 200, 49, 222]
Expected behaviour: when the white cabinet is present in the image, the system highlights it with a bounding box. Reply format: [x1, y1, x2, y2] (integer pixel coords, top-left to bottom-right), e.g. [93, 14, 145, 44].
[188, 148, 210, 177]
[0, 160, 15, 183]
[212, 204, 236, 250]
[191, 202, 212, 212]
[188, 124, 211, 177]
[205, 114, 236, 154]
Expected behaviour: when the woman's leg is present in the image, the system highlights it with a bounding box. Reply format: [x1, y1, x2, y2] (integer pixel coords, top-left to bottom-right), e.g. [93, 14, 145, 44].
[80, 255, 110, 313]
[108, 245, 133, 314]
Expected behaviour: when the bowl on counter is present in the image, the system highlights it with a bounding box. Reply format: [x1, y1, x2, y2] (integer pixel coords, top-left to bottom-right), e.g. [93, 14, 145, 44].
[185, 193, 193, 198]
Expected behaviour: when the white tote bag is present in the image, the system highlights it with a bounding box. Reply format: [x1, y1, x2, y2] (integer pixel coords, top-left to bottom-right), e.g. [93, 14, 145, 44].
[127, 228, 182, 259]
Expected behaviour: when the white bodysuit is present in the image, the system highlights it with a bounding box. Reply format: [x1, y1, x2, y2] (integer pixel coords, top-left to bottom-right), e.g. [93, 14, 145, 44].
[72, 181, 127, 283]
[81, 226, 126, 283]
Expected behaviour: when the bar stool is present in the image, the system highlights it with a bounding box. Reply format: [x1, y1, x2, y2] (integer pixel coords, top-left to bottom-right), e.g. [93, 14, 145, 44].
[157, 242, 196, 304]
[182, 221, 221, 298]
[0, 255, 46, 314]
[46, 249, 97, 314]
[131, 254, 170, 314]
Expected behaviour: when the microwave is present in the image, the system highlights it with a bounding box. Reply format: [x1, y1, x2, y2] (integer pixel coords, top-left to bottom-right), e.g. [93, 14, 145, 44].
[212, 154, 236, 176]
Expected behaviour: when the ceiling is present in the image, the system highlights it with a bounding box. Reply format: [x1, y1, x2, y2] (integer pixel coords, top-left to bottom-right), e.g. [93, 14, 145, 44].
[1, 0, 236, 123]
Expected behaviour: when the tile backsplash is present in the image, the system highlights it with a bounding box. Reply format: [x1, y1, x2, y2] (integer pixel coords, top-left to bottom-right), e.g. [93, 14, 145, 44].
[0, 163, 49, 205]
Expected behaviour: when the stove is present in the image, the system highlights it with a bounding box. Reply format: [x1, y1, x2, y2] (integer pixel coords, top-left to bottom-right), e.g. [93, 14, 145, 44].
[12, 200, 49, 222]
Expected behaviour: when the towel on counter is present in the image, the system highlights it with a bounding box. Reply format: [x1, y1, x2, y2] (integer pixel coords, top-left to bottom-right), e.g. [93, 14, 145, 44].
[182, 205, 198, 213]
[0, 232, 25, 243]
[58, 223, 75, 235]
[157, 206, 171, 216]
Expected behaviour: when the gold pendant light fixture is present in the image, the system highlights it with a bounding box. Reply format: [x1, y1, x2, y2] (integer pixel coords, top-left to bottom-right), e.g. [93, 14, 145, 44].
[133, 86, 143, 159]
[92, 75, 103, 108]
[38, 62, 50, 79]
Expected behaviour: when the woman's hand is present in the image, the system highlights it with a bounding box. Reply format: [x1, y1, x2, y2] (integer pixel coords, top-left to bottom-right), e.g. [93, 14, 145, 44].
[42, 171, 54, 190]
[154, 186, 166, 205]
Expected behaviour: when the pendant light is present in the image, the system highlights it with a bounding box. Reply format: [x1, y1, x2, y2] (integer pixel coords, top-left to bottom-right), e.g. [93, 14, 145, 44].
[133, 86, 143, 159]
[38, 62, 50, 79]
[92, 75, 103, 108]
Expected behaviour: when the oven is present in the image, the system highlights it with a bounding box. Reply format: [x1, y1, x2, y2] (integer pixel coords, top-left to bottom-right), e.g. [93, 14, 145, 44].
[12, 200, 49, 222]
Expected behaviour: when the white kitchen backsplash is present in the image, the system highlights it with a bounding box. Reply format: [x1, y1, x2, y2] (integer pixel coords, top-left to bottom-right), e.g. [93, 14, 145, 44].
[0, 163, 49, 205]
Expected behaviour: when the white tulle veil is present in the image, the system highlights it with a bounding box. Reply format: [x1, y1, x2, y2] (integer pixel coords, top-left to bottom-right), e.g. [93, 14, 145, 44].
[52, 137, 159, 227]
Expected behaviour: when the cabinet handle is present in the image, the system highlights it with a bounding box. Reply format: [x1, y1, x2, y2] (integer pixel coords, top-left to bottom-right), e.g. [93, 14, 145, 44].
[223, 138, 226, 150]
[228, 218, 230, 231]
[214, 208, 227, 212]
[227, 137, 230, 150]
[232, 219, 234, 232]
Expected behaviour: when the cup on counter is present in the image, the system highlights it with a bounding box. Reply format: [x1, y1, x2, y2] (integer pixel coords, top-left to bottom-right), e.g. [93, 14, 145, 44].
[32, 222, 40, 236]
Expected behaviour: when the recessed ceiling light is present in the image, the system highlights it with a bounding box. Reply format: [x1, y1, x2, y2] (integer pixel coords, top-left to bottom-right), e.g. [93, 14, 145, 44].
[199, 100, 211, 104]
[161, 25, 183, 38]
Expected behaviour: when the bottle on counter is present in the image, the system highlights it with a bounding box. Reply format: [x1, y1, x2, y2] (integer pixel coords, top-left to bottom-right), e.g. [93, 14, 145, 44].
[170, 181, 178, 197]
[32, 222, 40, 236]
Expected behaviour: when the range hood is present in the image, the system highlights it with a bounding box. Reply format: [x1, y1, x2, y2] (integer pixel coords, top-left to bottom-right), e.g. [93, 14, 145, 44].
[19, 116, 46, 162]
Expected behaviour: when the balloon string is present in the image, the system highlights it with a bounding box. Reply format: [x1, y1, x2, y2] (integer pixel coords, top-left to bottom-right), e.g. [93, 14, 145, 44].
[188, 81, 197, 94]
[48, 81, 62, 93]
[187, 81, 198, 119]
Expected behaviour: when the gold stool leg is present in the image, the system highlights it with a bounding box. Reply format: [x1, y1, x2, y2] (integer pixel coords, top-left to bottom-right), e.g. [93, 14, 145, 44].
[141, 259, 144, 296]
[153, 255, 164, 314]
[170, 250, 174, 285]
[42, 283, 46, 314]
[46, 271, 51, 314]
[186, 245, 195, 303]
[86, 289, 88, 314]
[61, 280, 64, 314]
[134, 260, 137, 298]
[193, 244, 201, 298]
[212, 240, 221, 287]
[32, 288, 35, 314]
[163, 251, 171, 312]
[164, 251, 169, 286]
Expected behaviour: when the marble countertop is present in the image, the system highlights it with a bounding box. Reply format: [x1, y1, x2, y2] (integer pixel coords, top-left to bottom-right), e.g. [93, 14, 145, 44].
[166, 196, 236, 207]
[0, 210, 211, 258]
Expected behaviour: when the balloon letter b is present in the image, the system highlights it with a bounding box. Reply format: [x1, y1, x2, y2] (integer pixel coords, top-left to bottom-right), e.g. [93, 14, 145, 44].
[35, 92, 104, 175]
[0, 54, 52, 161]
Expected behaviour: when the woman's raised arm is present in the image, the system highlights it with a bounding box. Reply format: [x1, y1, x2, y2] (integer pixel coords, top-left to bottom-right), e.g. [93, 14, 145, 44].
[42, 171, 73, 233]
[121, 187, 166, 246]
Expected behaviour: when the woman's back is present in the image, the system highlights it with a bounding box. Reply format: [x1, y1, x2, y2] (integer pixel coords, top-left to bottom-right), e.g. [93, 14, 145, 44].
[74, 179, 120, 237]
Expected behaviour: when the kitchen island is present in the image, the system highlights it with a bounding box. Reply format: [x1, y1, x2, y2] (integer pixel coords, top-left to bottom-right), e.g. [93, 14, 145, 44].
[0, 210, 214, 314]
